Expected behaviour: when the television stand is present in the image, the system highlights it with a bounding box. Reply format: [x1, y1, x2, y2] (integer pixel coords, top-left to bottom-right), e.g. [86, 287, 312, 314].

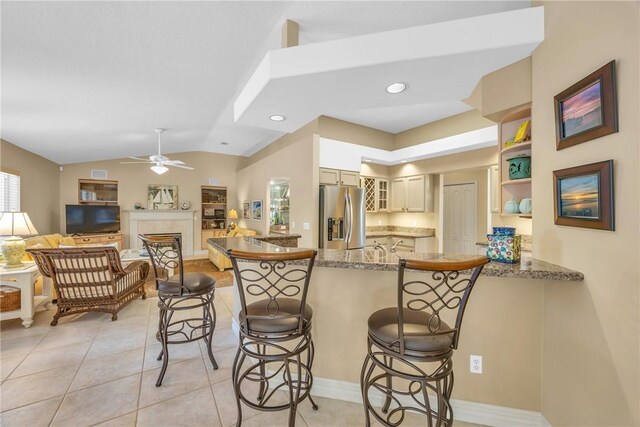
[71, 232, 124, 250]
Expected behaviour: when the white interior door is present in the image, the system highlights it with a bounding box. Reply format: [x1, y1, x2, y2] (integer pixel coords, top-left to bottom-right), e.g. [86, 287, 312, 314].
[443, 183, 477, 254]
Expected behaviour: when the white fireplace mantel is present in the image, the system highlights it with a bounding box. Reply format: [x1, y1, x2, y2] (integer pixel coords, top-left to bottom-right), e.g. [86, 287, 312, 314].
[125, 210, 196, 256]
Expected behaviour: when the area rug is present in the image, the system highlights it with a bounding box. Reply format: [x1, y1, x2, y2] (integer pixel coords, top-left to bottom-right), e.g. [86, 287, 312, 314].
[143, 259, 233, 298]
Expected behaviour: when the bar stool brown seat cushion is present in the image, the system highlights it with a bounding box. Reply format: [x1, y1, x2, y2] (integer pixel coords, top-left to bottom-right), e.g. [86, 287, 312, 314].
[239, 298, 313, 334]
[368, 307, 454, 356]
[158, 272, 216, 295]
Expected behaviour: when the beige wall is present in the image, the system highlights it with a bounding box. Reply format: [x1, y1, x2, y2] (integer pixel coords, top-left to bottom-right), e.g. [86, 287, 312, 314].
[531, 2, 639, 425]
[0, 139, 61, 234]
[394, 110, 495, 149]
[465, 58, 533, 122]
[318, 116, 395, 150]
[235, 134, 319, 248]
[232, 265, 545, 411]
[59, 152, 241, 251]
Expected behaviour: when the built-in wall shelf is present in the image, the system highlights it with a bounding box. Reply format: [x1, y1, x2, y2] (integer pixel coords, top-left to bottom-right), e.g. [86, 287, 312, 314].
[500, 140, 532, 155]
[501, 178, 532, 186]
[499, 104, 532, 217]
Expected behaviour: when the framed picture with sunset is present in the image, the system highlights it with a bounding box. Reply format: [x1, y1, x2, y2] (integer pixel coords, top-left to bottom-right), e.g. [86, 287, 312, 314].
[553, 160, 614, 230]
[554, 60, 618, 150]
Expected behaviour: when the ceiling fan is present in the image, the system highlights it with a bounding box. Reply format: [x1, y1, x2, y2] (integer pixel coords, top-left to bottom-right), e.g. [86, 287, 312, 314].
[121, 128, 194, 175]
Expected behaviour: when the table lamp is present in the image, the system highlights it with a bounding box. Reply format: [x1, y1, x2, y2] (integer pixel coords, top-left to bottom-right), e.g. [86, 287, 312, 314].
[228, 209, 239, 231]
[0, 212, 38, 267]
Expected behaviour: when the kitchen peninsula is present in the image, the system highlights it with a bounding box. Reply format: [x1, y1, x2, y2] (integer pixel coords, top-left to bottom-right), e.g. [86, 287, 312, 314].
[209, 236, 583, 419]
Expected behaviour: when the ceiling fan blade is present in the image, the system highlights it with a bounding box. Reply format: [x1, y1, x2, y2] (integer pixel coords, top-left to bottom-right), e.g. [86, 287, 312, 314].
[128, 156, 150, 161]
[163, 159, 185, 165]
[120, 161, 153, 164]
[167, 163, 194, 170]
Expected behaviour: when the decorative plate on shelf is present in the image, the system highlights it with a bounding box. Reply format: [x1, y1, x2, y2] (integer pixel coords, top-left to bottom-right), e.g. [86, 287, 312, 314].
[181, 201, 190, 210]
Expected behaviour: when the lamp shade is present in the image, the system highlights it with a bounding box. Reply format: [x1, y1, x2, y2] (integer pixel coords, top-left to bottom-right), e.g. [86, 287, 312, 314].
[228, 209, 239, 220]
[0, 212, 39, 236]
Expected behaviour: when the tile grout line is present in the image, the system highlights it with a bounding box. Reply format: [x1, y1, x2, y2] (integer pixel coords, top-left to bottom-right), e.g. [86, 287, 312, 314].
[135, 300, 154, 426]
[1, 320, 51, 384]
[48, 314, 106, 427]
[203, 290, 226, 427]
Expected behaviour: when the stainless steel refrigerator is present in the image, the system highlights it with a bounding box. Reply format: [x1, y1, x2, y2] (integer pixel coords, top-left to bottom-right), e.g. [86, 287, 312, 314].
[319, 185, 365, 250]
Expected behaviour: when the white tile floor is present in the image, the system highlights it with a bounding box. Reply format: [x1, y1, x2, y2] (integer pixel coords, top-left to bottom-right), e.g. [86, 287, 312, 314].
[0, 287, 483, 427]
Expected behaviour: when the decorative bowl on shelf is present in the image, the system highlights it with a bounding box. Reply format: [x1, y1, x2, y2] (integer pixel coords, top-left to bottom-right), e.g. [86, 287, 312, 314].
[504, 198, 520, 214]
[519, 198, 532, 214]
[507, 155, 531, 180]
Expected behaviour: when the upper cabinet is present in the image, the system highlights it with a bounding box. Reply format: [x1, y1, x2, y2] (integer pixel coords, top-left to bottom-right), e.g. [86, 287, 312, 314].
[319, 168, 360, 187]
[361, 177, 390, 213]
[390, 175, 434, 213]
[498, 105, 532, 217]
[78, 179, 118, 205]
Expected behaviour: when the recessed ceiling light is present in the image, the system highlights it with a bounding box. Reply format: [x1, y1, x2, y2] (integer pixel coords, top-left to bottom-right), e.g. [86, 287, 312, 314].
[363, 159, 372, 162]
[220, 141, 229, 146]
[400, 160, 408, 163]
[386, 82, 407, 94]
[269, 115, 286, 122]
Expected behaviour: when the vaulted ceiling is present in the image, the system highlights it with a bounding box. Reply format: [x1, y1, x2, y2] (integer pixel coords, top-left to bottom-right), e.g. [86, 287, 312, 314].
[1, 1, 531, 164]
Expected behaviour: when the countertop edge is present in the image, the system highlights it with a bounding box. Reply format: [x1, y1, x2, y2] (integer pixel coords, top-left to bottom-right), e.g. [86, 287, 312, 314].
[207, 237, 584, 282]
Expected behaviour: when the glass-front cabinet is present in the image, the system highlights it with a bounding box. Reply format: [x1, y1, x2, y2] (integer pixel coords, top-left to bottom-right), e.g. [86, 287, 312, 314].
[269, 179, 289, 234]
[361, 177, 390, 213]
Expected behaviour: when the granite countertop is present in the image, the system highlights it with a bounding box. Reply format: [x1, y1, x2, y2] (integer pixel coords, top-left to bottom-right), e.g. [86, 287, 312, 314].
[208, 237, 584, 282]
[253, 233, 301, 241]
[366, 226, 435, 239]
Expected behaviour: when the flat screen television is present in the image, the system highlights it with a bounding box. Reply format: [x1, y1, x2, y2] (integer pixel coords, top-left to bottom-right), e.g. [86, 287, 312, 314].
[66, 205, 120, 234]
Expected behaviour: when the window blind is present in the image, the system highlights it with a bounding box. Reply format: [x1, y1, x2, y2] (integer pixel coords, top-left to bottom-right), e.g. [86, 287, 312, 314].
[0, 171, 20, 212]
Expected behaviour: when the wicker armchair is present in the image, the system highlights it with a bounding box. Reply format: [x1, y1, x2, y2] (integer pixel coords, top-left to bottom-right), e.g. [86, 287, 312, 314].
[27, 247, 149, 326]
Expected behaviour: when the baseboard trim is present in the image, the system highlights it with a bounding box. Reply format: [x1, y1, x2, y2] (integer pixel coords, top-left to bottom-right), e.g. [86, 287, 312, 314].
[311, 376, 544, 427]
[227, 318, 544, 426]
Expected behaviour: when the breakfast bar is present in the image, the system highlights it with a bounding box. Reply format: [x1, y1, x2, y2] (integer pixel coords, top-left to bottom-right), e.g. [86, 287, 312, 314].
[209, 236, 583, 415]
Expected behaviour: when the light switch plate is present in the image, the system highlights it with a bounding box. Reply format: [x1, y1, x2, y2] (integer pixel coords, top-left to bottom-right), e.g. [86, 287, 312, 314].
[303, 222, 310, 230]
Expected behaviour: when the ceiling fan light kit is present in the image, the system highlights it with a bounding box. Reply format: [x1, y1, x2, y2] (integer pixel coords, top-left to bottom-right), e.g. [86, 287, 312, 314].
[151, 165, 169, 175]
[121, 128, 194, 174]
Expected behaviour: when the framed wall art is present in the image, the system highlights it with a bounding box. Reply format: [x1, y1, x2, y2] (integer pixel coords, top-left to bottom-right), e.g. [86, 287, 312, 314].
[147, 184, 178, 210]
[243, 201, 251, 220]
[553, 160, 614, 230]
[252, 200, 263, 221]
[554, 60, 618, 150]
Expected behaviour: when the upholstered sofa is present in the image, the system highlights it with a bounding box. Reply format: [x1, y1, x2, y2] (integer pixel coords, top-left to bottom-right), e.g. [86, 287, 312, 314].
[207, 226, 257, 271]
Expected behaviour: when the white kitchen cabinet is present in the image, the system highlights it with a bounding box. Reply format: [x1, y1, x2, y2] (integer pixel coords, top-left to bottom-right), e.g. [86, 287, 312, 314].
[406, 175, 426, 212]
[319, 168, 340, 185]
[415, 237, 436, 253]
[340, 170, 360, 186]
[362, 177, 390, 212]
[390, 175, 433, 212]
[390, 178, 406, 212]
[320, 168, 359, 187]
[377, 179, 389, 212]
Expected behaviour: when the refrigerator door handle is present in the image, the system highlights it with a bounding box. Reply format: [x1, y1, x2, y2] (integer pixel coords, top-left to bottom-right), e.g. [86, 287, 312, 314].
[345, 193, 353, 245]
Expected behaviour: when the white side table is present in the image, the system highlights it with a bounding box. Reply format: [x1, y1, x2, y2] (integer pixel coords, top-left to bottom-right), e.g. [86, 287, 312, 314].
[0, 263, 52, 328]
[120, 249, 174, 277]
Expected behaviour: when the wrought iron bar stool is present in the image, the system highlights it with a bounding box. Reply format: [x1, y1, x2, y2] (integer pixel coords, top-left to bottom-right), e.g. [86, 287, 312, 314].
[228, 249, 319, 427]
[361, 256, 489, 426]
[139, 234, 219, 386]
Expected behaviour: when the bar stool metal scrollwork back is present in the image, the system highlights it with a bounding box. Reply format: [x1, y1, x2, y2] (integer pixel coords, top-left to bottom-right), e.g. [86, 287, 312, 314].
[228, 249, 318, 427]
[139, 234, 219, 387]
[361, 256, 489, 426]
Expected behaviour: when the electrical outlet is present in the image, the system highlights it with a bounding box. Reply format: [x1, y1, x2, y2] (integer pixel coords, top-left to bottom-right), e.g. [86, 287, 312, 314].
[291, 221, 296, 229]
[470, 355, 482, 374]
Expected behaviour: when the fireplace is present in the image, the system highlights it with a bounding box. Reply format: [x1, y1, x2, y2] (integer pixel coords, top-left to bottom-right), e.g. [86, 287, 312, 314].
[126, 210, 195, 256]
